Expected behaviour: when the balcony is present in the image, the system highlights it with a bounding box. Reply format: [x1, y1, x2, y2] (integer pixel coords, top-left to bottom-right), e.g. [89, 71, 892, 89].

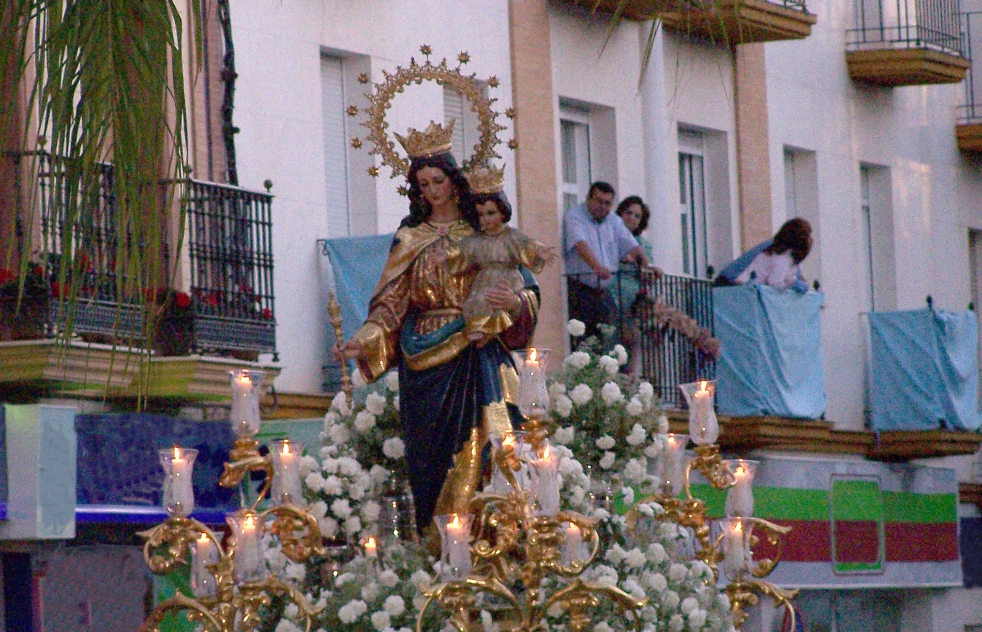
[846, 0, 970, 86]
[559, 0, 817, 43]
[1, 151, 278, 400]
[957, 12, 982, 151]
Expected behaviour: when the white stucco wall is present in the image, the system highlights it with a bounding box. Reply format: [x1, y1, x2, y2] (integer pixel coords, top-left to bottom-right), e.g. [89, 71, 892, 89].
[230, 0, 513, 393]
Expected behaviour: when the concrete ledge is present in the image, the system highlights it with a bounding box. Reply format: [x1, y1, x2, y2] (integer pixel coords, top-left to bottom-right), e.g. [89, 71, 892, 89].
[846, 48, 971, 86]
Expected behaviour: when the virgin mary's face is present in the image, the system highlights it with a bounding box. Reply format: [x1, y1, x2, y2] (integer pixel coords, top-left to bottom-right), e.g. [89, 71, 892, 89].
[416, 167, 456, 210]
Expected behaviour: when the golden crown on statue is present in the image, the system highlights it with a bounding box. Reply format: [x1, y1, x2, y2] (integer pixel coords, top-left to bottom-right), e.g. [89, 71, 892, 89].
[394, 120, 455, 160]
[466, 164, 506, 194]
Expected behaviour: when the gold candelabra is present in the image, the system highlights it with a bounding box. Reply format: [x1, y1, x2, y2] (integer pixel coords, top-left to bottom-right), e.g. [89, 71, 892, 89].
[137, 369, 326, 632]
[417, 349, 647, 632]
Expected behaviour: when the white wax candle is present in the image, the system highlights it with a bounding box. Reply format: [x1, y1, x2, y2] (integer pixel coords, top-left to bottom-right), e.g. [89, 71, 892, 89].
[534, 445, 560, 517]
[230, 373, 260, 435]
[192, 533, 218, 598]
[364, 536, 378, 559]
[445, 514, 471, 577]
[723, 521, 747, 580]
[170, 447, 194, 514]
[690, 381, 718, 445]
[234, 514, 263, 582]
[726, 463, 755, 517]
[662, 435, 685, 496]
[273, 440, 303, 504]
[562, 522, 583, 566]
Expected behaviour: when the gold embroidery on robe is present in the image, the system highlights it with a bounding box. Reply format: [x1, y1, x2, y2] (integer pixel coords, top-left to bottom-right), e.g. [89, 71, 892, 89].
[498, 363, 519, 406]
[433, 426, 485, 517]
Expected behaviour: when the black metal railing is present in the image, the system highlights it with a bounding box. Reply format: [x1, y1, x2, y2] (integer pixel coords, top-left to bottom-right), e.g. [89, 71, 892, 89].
[959, 11, 982, 122]
[567, 270, 716, 409]
[183, 179, 276, 356]
[847, 0, 965, 55]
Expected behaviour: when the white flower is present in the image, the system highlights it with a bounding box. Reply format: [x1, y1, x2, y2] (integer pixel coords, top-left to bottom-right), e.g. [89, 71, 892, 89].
[275, 620, 301, 632]
[669, 614, 685, 632]
[377, 569, 399, 588]
[599, 355, 619, 375]
[621, 486, 636, 505]
[410, 569, 433, 587]
[370, 464, 391, 484]
[553, 426, 575, 445]
[668, 563, 688, 582]
[663, 590, 681, 611]
[318, 516, 339, 538]
[657, 413, 670, 434]
[299, 455, 319, 476]
[370, 611, 391, 631]
[331, 391, 351, 415]
[621, 578, 646, 600]
[612, 344, 628, 366]
[647, 543, 667, 563]
[645, 572, 668, 592]
[338, 600, 368, 624]
[567, 319, 586, 337]
[552, 394, 573, 418]
[284, 562, 305, 581]
[566, 351, 591, 370]
[599, 451, 616, 469]
[595, 624, 614, 632]
[605, 544, 627, 564]
[624, 458, 647, 484]
[365, 392, 387, 415]
[689, 610, 709, 630]
[304, 472, 325, 493]
[626, 423, 646, 446]
[626, 397, 644, 417]
[595, 435, 615, 450]
[352, 368, 368, 388]
[331, 498, 352, 519]
[382, 437, 406, 459]
[354, 410, 377, 433]
[335, 571, 355, 586]
[328, 424, 351, 446]
[384, 595, 407, 617]
[601, 382, 624, 405]
[384, 370, 400, 392]
[361, 500, 381, 522]
[320, 475, 343, 496]
[569, 384, 593, 406]
[323, 410, 340, 429]
[681, 597, 699, 615]
[393, 395, 400, 410]
[344, 515, 362, 535]
[548, 382, 567, 398]
[308, 500, 327, 519]
[624, 547, 646, 568]
[338, 456, 361, 476]
[639, 381, 655, 401]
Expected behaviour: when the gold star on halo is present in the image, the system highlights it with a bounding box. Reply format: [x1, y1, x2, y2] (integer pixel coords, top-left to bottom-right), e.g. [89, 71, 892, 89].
[420, 44, 432, 56]
[508, 139, 518, 150]
[397, 185, 409, 196]
[358, 73, 370, 84]
[487, 76, 499, 88]
[368, 166, 380, 177]
[458, 52, 470, 64]
[350, 138, 363, 149]
[347, 106, 359, 116]
[505, 107, 517, 119]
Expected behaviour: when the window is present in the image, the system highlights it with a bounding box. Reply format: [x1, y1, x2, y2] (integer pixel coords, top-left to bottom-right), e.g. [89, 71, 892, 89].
[859, 164, 896, 312]
[321, 54, 350, 237]
[560, 108, 591, 212]
[678, 132, 708, 278]
[444, 83, 485, 168]
[784, 147, 820, 284]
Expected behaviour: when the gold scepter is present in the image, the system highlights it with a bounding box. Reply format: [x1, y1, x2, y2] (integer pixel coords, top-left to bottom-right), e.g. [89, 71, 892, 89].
[327, 291, 353, 406]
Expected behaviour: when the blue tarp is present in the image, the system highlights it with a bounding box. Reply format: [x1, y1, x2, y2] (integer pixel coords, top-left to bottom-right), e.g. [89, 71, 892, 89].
[868, 308, 982, 431]
[321, 233, 396, 342]
[713, 282, 826, 419]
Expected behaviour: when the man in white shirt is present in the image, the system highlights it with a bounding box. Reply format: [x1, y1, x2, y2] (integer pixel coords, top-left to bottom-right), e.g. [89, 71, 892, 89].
[563, 182, 652, 340]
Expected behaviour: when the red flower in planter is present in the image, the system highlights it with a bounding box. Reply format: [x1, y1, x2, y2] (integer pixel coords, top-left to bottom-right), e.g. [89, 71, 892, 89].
[51, 281, 69, 298]
[175, 292, 191, 309]
[261, 308, 273, 320]
[0, 269, 15, 284]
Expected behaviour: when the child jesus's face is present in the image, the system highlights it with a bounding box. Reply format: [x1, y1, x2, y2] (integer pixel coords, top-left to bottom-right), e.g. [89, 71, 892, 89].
[477, 201, 506, 235]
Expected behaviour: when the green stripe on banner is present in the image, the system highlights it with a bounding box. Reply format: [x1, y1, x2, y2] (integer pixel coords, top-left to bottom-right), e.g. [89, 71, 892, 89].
[754, 487, 828, 520]
[832, 479, 882, 521]
[687, 484, 726, 516]
[882, 492, 957, 524]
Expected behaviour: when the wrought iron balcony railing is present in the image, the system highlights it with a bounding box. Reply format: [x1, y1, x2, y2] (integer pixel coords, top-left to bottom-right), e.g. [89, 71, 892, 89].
[959, 11, 982, 123]
[847, 0, 965, 56]
[567, 270, 717, 409]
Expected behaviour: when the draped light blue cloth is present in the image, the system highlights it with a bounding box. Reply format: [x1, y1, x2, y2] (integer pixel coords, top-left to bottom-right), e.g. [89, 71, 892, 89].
[321, 233, 396, 341]
[713, 282, 826, 419]
[867, 308, 982, 431]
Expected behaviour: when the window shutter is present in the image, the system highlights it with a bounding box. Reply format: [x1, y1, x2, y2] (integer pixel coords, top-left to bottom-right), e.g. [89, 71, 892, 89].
[321, 55, 350, 237]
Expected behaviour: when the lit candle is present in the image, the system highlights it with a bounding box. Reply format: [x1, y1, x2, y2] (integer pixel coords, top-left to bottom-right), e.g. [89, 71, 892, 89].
[229, 370, 263, 436]
[160, 447, 196, 517]
[231, 512, 264, 582]
[527, 348, 540, 372]
[445, 514, 471, 578]
[533, 444, 561, 517]
[191, 532, 218, 598]
[725, 460, 757, 517]
[722, 519, 747, 580]
[271, 439, 304, 505]
[364, 536, 378, 559]
[689, 380, 718, 445]
[661, 433, 688, 497]
[562, 522, 583, 566]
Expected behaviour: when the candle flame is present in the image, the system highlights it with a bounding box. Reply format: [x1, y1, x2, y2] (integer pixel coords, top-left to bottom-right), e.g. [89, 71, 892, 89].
[197, 533, 209, 543]
[245, 515, 255, 529]
[529, 348, 538, 362]
[542, 444, 551, 459]
[366, 536, 377, 548]
[699, 380, 708, 392]
[281, 441, 291, 456]
[733, 521, 743, 533]
[735, 465, 745, 476]
[173, 446, 181, 460]
[449, 514, 462, 529]
[667, 435, 676, 445]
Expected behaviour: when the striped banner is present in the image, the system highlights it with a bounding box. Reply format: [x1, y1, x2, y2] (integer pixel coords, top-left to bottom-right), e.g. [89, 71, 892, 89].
[689, 454, 961, 588]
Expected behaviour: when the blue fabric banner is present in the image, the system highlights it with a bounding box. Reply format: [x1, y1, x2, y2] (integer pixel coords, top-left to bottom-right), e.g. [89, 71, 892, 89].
[868, 308, 982, 431]
[713, 283, 826, 419]
[321, 233, 396, 342]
